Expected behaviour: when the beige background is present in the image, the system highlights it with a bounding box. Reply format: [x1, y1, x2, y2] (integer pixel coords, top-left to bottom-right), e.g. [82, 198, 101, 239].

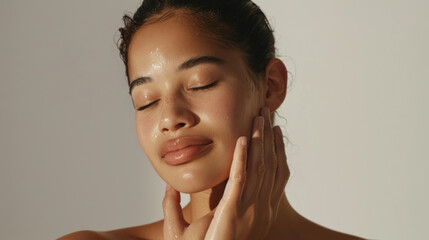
[1, 0, 428, 239]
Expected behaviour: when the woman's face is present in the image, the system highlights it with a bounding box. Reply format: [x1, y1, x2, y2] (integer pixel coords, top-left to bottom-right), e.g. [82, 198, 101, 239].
[128, 13, 265, 193]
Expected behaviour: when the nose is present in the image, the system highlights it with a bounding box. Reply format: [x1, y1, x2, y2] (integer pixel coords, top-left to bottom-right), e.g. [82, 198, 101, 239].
[158, 95, 198, 133]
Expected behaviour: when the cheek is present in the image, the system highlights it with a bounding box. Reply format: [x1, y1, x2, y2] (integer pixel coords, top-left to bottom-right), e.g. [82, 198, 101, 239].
[135, 114, 157, 155]
[197, 85, 259, 163]
[209, 87, 259, 136]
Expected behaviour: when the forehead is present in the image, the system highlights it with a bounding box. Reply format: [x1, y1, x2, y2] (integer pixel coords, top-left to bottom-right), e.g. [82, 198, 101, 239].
[127, 13, 246, 80]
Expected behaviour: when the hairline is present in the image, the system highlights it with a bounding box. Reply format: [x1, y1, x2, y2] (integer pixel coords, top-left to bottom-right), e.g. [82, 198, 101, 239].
[128, 8, 263, 87]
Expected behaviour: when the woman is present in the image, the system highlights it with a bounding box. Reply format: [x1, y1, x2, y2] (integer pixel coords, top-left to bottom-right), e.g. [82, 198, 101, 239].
[59, 0, 364, 239]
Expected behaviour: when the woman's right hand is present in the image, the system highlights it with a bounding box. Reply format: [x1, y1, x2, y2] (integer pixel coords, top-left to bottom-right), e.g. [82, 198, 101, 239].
[162, 185, 214, 240]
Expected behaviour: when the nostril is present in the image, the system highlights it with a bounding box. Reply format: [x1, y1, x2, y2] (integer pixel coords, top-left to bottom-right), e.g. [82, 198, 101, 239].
[175, 122, 186, 129]
[162, 122, 187, 132]
[159, 107, 199, 133]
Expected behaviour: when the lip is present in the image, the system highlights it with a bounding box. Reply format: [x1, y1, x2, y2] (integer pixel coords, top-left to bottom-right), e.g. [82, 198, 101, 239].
[160, 136, 213, 166]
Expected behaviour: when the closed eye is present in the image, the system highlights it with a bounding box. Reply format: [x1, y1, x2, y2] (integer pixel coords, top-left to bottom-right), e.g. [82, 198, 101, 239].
[137, 99, 159, 111]
[191, 81, 218, 91]
[136, 82, 217, 111]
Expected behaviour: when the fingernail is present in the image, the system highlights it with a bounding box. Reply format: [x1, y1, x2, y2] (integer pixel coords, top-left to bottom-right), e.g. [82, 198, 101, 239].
[241, 136, 247, 146]
[165, 184, 171, 191]
[274, 125, 283, 136]
[254, 116, 264, 130]
[264, 107, 270, 118]
[274, 126, 284, 144]
[258, 116, 264, 129]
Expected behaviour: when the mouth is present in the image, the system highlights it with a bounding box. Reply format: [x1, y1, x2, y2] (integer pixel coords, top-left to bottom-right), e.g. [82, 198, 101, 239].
[160, 137, 213, 166]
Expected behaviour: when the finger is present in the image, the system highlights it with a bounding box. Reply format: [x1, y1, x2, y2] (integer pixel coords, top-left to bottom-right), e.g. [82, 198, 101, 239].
[206, 142, 247, 240]
[186, 211, 214, 240]
[205, 203, 236, 240]
[221, 136, 247, 208]
[259, 107, 278, 204]
[163, 184, 187, 239]
[242, 115, 264, 202]
[271, 126, 289, 213]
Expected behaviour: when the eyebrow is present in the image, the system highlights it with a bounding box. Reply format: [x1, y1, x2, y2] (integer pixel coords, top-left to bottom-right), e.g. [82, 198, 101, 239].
[178, 55, 225, 71]
[129, 76, 152, 95]
[129, 55, 225, 95]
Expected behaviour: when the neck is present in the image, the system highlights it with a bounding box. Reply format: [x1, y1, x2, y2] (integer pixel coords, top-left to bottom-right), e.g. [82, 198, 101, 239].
[266, 193, 301, 238]
[182, 181, 301, 237]
[183, 180, 227, 223]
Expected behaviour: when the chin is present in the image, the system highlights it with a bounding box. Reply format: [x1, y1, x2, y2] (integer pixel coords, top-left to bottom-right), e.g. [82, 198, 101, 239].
[164, 168, 230, 194]
[152, 148, 233, 193]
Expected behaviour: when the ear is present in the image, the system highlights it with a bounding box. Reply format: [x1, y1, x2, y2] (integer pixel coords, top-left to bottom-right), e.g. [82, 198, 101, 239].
[263, 58, 288, 112]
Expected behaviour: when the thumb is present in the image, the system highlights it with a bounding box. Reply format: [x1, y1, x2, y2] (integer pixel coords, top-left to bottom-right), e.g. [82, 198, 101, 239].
[163, 184, 188, 239]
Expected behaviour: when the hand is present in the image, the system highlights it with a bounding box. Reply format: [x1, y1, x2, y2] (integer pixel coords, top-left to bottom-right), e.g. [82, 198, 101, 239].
[162, 107, 289, 240]
[163, 184, 215, 240]
[204, 107, 289, 240]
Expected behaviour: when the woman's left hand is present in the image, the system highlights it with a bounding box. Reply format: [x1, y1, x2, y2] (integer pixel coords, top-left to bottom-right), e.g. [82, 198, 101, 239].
[204, 107, 290, 240]
[162, 107, 289, 240]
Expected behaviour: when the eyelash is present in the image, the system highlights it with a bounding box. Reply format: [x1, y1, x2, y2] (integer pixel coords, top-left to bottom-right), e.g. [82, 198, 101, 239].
[136, 81, 218, 111]
[190, 81, 218, 91]
[137, 100, 159, 111]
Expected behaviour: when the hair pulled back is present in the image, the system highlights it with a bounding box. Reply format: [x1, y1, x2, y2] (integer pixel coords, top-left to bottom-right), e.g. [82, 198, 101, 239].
[118, 0, 276, 85]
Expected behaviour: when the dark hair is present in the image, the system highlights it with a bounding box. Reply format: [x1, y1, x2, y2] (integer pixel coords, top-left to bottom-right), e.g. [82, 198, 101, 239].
[117, 0, 276, 85]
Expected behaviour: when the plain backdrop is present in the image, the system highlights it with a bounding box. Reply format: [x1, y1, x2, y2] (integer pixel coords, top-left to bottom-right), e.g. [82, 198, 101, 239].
[1, 0, 428, 239]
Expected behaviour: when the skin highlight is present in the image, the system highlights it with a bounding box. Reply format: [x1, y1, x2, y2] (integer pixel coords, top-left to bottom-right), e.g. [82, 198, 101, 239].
[128, 14, 264, 194]
[57, 9, 365, 240]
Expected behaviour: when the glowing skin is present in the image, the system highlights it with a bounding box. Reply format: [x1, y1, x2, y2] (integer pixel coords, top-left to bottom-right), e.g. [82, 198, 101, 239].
[128, 14, 265, 193]
[58, 10, 364, 240]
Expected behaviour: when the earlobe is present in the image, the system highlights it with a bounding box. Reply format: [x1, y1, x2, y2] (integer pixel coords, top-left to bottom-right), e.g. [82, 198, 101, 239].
[264, 58, 288, 112]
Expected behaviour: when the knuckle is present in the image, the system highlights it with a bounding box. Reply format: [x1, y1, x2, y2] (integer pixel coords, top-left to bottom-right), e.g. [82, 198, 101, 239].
[162, 196, 173, 209]
[258, 212, 272, 225]
[285, 167, 290, 180]
[223, 202, 239, 215]
[232, 172, 245, 184]
[279, 170, 290, 188]
[270, 158, 278, 171]
[282, 164, 290, 181]
[252, 135, 263, 145]
[256, 164, 265, 176]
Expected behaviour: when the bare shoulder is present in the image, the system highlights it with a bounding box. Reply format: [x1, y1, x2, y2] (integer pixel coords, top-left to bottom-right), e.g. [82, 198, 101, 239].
[303, 220, 366, 240]
[292, 213, 366, 240]
[57, 220, 164, 240]
[108, 219, 164, 240]
[323, 230, 366, 240]
[57, 230, 111, 240]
